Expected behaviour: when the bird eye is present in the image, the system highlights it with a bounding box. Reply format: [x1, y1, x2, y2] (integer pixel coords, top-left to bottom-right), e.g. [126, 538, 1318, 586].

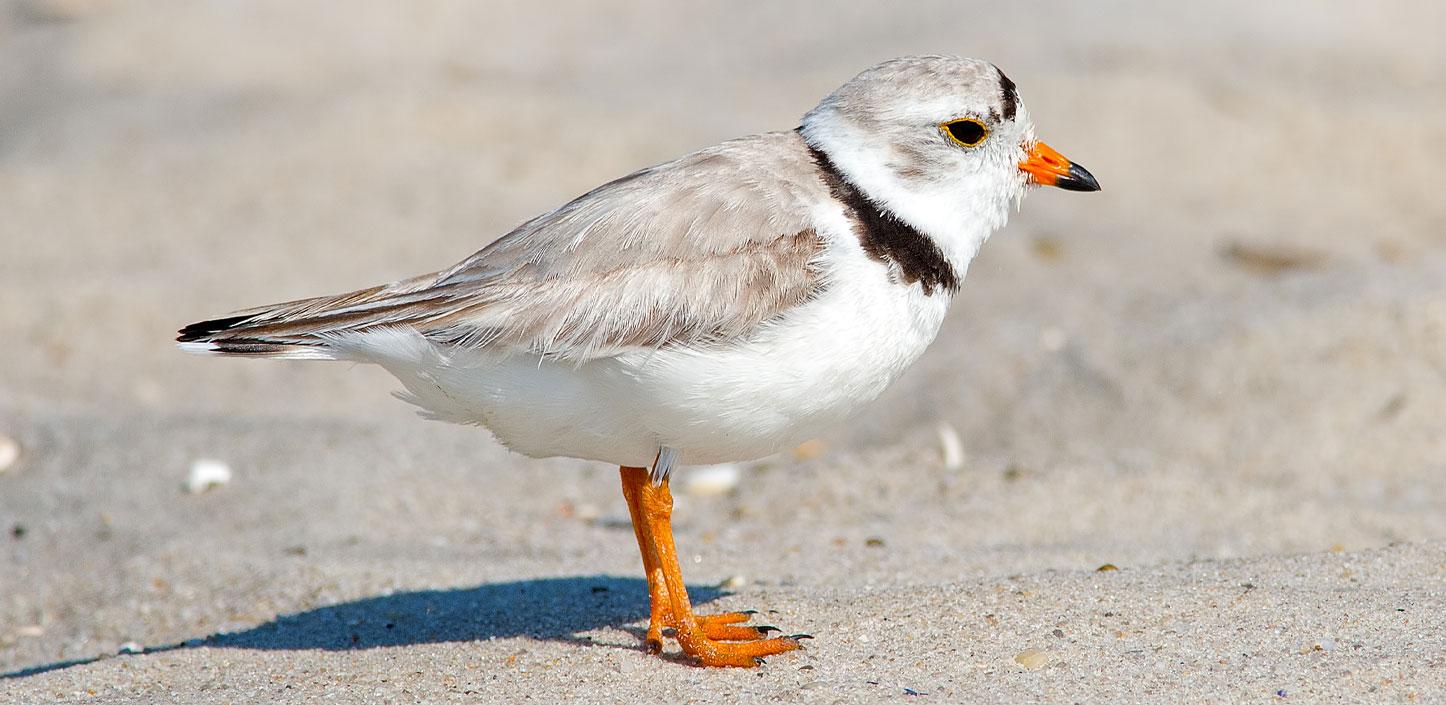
[941, 118, 988, 148]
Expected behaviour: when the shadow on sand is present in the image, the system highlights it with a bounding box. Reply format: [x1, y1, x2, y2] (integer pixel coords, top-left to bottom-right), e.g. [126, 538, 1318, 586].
[3, 575, 723, 679]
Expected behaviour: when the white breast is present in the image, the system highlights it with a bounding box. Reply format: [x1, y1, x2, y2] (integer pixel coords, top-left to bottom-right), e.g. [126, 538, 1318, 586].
[619, 243, 950, 466]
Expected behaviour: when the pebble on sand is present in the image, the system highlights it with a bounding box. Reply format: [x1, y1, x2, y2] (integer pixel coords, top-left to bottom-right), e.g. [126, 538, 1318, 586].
[790, 439, 826, 460]
[185, 458, 232, 494]
[683, 463, 741, 497]
[1014, 648, 1054, 670]
[0, 434, 20, 473]
[718, 575, 748, 590]
[936, 422, 965, 470]
[1039, 327, 1068, 352]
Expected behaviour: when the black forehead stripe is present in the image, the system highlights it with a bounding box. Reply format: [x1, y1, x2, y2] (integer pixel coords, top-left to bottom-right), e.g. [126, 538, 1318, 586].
[997, 68, 1018, 121]
[802, 136, 959, 296]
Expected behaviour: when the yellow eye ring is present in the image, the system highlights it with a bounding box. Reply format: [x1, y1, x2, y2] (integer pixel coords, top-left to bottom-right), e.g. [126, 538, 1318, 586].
[940, 118, 989, 148]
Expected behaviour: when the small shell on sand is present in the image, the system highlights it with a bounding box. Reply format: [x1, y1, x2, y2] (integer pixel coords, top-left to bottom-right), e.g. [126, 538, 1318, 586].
[0, 435, 20, 473]
[936, 422, 965, 470]
[185, 458, 232, 494]
[572, 503, 600, 522]
[718, 575, 748, 590]
[683, 463, 741, 497]
[1014, 648, 1054, 670]
[1039, 327, 1067, 352]
[790, 439, 826, 460]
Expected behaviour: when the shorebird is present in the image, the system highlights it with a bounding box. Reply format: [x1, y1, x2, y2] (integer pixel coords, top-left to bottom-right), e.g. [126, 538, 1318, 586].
[178, 55, 1099, 667]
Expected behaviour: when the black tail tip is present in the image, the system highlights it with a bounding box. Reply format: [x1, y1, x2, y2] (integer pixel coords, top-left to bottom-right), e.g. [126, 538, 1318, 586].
[176, 314, 251, 343]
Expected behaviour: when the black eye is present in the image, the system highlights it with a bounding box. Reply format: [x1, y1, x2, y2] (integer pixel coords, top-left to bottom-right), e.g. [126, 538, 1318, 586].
[941, 118, 988, 148]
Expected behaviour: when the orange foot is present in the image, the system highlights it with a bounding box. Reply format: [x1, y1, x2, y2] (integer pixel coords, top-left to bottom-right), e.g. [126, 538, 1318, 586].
[621, 466, 809, 667]
[667, 610, 807, 667]
[695, 611, 779, 642]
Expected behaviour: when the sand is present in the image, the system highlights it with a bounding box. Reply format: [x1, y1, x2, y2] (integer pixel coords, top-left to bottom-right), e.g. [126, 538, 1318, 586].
[3, 1, 1445, 702]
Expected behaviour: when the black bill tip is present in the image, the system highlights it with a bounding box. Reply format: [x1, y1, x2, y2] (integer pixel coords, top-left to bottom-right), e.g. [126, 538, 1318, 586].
[1056, 162, 1101, 192]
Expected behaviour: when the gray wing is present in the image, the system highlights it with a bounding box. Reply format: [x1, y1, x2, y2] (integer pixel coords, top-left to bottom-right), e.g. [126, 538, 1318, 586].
[178, 131, 831, 361]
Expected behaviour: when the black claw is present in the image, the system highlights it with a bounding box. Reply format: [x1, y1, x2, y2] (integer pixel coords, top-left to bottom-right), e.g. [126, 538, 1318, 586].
[754, 657, 766, 666]
[644, 638, 663, 655]
[739, 609, 759, 616]
[786, 633, 814, 640]
[756, 625, 781, 634]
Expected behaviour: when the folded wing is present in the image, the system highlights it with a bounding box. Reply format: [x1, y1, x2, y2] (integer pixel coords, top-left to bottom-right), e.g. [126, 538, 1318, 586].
[177, 131, 831, 362]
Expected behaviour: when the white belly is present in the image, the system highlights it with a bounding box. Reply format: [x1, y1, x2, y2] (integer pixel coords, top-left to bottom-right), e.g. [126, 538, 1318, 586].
[620, 269, 949, 464]
[343, 258, 951, 468]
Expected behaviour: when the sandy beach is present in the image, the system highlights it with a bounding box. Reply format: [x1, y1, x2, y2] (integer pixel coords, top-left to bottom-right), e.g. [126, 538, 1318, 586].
[3, 1, 1445, 702]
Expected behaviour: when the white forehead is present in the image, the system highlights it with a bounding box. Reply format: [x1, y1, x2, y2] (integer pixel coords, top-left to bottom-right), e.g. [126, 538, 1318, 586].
[817, 55, 1014, 125]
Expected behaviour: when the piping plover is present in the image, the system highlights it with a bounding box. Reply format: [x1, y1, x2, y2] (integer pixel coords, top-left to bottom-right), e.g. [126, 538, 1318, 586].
[179, 55, 1099, 667]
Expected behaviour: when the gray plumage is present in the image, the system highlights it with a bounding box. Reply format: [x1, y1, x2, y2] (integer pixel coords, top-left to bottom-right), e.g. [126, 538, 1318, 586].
[180, 131, 831, 361]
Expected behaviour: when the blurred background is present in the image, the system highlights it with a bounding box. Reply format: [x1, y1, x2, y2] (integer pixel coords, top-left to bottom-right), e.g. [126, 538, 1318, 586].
[2, 0, 1444, 682]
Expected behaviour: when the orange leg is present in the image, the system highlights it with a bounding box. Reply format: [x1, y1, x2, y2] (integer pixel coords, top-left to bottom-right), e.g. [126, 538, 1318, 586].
[620, 466, 669, 653]
[619, 466, 804, 667]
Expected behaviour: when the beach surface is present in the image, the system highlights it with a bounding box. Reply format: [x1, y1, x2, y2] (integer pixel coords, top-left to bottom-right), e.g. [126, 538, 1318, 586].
[3, 1, 1445, 702]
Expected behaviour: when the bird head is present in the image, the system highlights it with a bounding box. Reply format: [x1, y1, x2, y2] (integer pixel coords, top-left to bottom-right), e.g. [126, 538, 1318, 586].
[799, 56, 1098, 263]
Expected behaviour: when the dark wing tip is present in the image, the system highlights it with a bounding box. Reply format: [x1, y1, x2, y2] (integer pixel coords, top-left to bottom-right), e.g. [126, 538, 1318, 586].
[176, 314, 253, 343]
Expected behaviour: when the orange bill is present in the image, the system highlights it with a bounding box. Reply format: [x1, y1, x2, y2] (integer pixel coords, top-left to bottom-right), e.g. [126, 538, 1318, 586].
[1019, 141, 1101, 192]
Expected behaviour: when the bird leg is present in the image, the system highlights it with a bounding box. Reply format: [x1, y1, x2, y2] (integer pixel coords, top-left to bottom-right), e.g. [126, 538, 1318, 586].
[619, 465, 803, 666]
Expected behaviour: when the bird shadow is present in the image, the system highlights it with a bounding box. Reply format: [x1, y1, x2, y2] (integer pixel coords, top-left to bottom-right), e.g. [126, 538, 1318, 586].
[2, 575, 724, 679]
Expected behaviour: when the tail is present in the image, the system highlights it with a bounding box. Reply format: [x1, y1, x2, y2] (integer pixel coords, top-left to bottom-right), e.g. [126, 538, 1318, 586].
[177, 272, 453, 359]
[176, 313, 338, 359]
